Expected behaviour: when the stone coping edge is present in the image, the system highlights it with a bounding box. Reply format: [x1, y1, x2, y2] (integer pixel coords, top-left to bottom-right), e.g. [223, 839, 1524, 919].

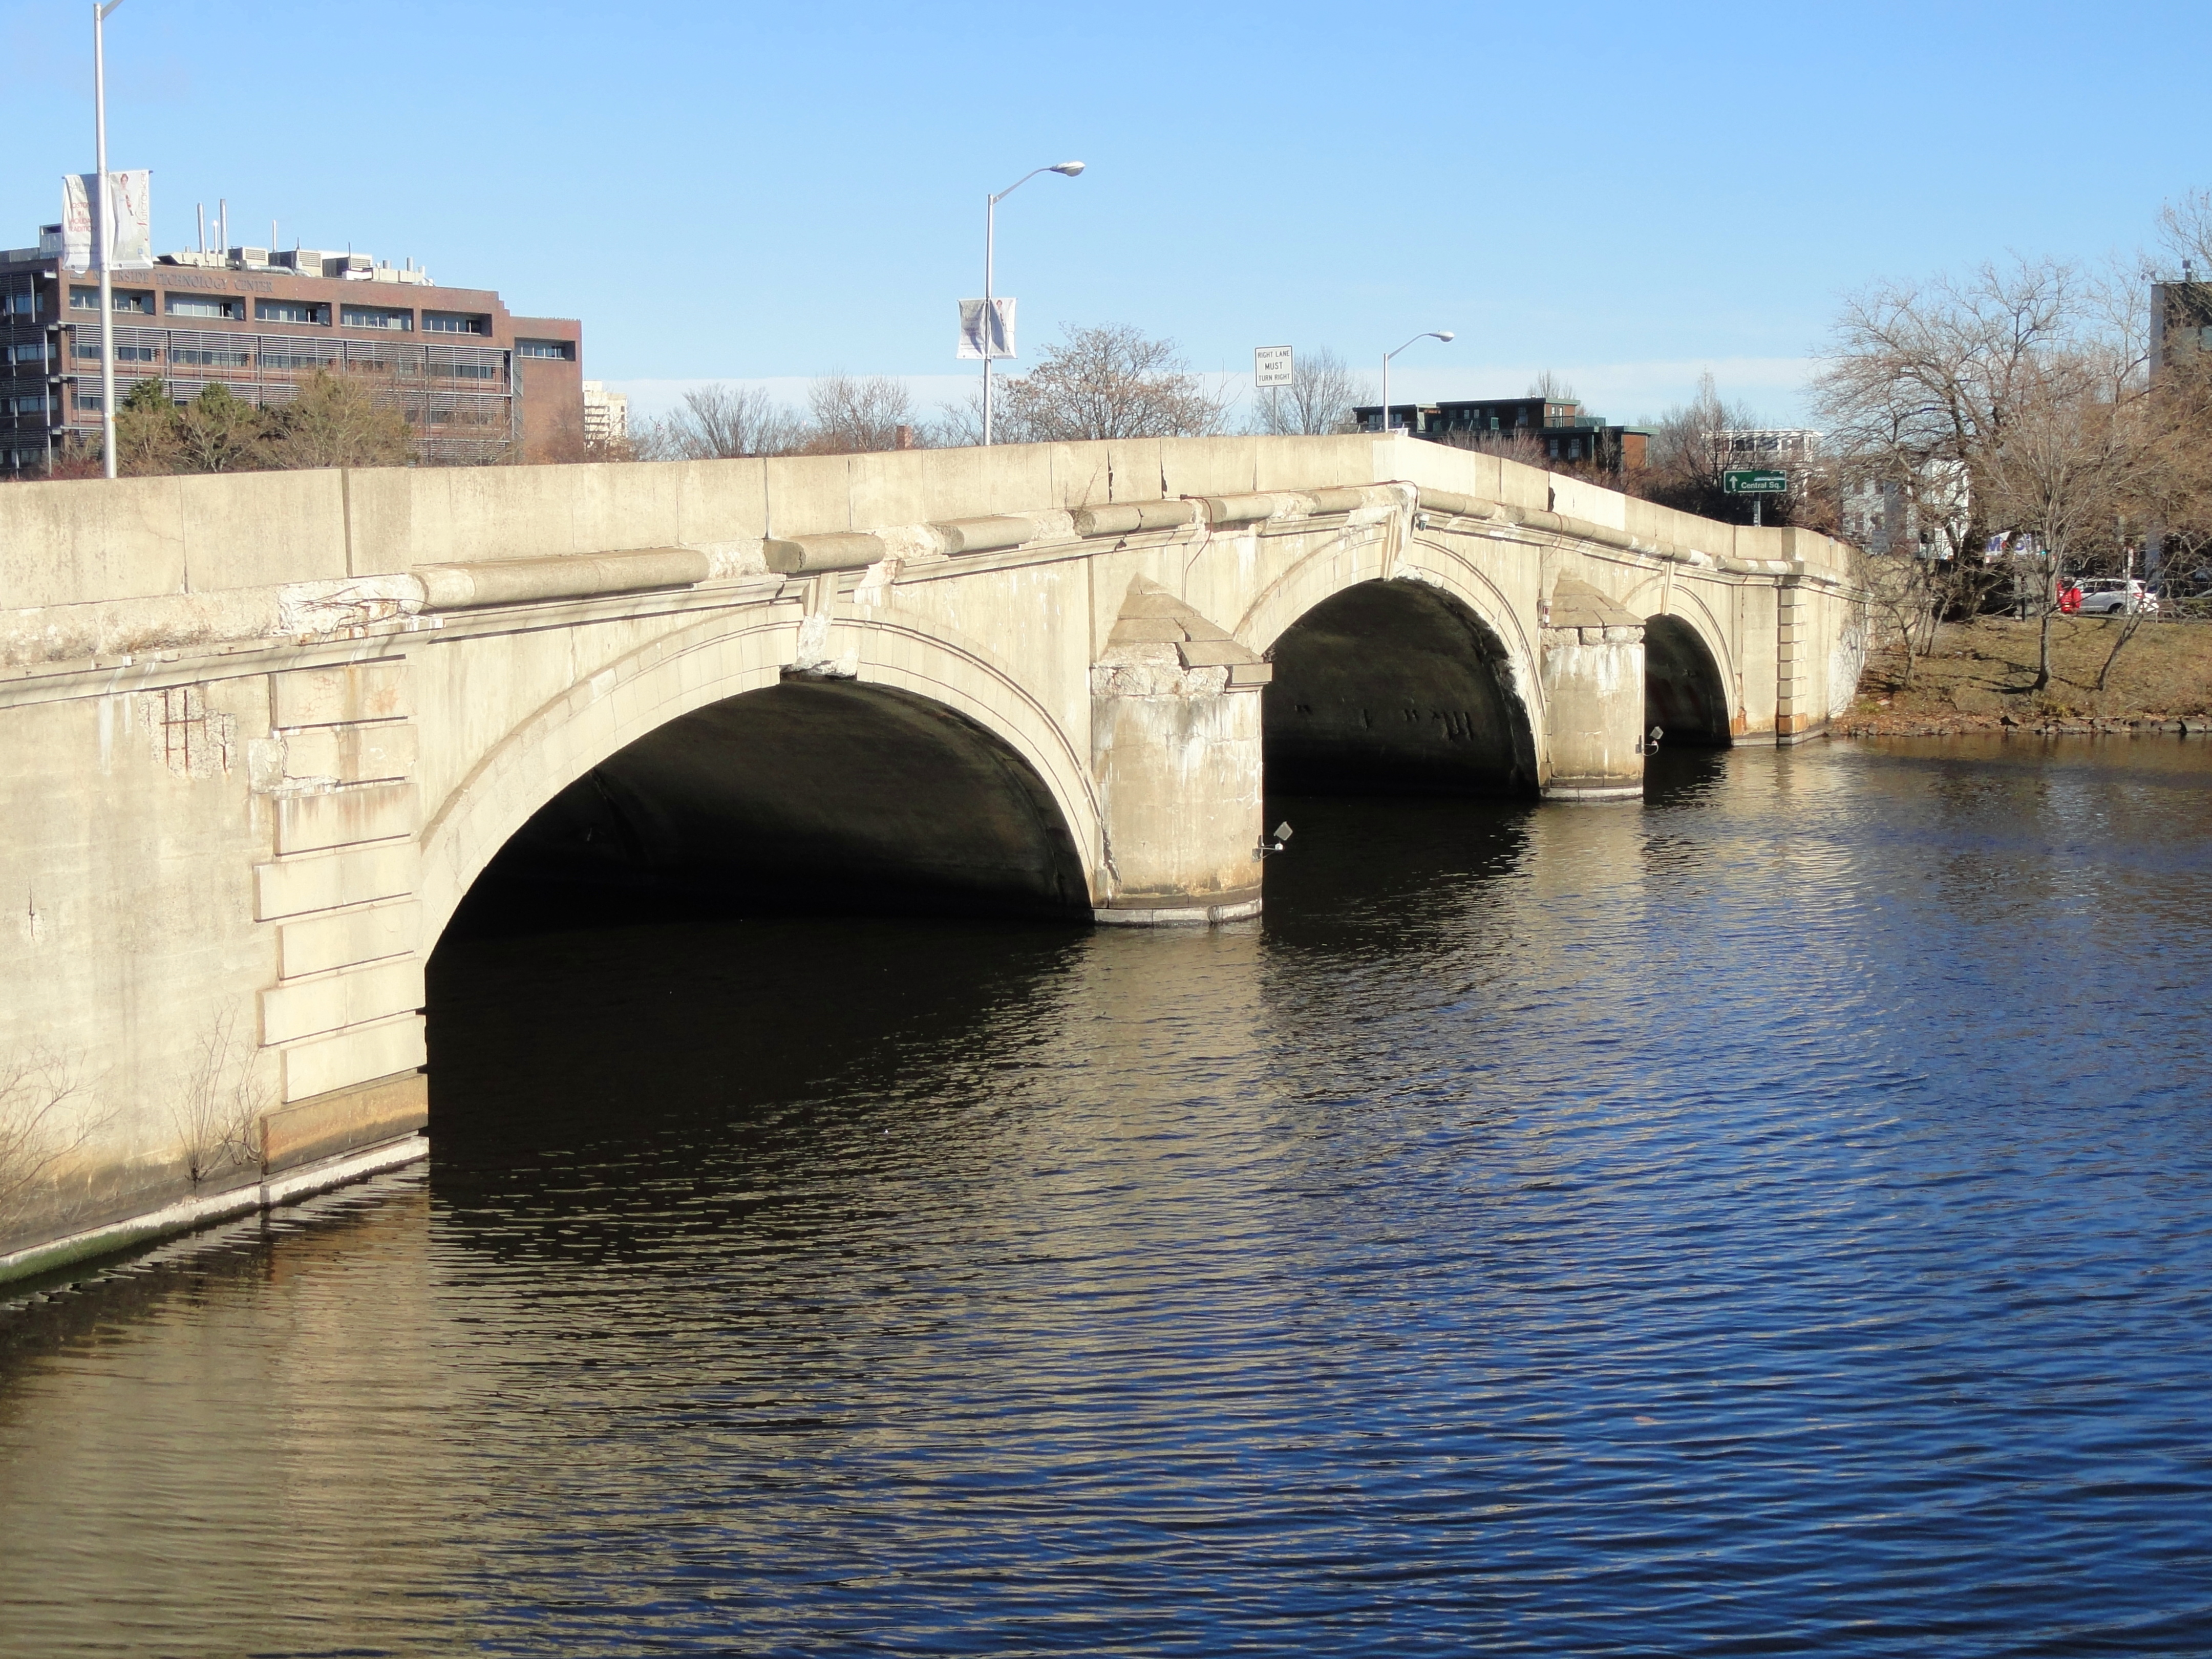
[1540, 782, 1646, 801]
[0, 1133, 430, 1290]
[1094, 897, 1265, 927]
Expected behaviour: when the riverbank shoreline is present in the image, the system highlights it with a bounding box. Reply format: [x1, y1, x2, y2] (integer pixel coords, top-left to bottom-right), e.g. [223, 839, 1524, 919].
[1837, 615, 2212, 737]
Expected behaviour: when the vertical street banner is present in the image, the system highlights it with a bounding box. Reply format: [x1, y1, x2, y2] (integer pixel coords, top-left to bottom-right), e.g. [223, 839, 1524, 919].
[956, 297, 1016, 360]
[61, 170, 153, 271]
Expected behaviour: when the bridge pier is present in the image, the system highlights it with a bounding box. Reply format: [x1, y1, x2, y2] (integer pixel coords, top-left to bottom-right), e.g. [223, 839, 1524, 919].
[1539, 577, 1647, 801]
[1089, 579, 1270, 925]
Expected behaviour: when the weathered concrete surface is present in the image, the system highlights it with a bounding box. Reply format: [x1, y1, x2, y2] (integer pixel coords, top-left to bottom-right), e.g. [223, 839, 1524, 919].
[0, 434, 1864, 1275]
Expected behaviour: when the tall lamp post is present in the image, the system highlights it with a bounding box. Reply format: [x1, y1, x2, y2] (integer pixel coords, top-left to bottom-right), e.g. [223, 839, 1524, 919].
[982, 160, 1083, 446]
[93, 0, 125, 480]
[1380, 329, 1453, 438]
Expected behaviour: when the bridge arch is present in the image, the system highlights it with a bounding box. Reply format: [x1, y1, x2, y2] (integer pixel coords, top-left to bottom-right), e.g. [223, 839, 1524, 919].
[1607, 573, 1741, 747]
[419, 605, 1099, 949]
[1238, 533, 1542, 797]
[1641, 608, 1736, 747]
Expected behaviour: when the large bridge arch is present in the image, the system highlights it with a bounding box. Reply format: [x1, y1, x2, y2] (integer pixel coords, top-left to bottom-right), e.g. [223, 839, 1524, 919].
[418, 606, 1100, 949]
[1235, 533, 1543, 797]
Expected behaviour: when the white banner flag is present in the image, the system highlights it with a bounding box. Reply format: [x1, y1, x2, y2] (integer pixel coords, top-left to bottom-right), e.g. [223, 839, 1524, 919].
[956, 297, 1015, 360]
[61, 169, 152, 271]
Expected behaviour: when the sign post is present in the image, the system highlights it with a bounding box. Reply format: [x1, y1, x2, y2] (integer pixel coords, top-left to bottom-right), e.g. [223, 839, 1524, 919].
[1256, 345, 1292, 434]
[1723, 467, 1788, 527]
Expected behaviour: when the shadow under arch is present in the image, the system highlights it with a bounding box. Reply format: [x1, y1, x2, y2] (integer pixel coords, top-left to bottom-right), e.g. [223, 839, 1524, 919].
[448, 676, 1093, 932]
[1263, 578, 1539, 796]
[1644, 613, 1734, 747]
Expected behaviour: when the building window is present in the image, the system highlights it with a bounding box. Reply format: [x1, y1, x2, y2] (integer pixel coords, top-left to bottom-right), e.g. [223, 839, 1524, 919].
[431, 360, 501, 381]
[422, 311, 490, 335]
[341, 305, 413, 331]
[4, 291, 36, 316]
[75, 340, 159, 363]
[171, 345, 252, 367]
[256, 299, 329, 325]
[70, 287, 154, 314]
[515, 338, 573, 360]
[167, 294, 242, 320]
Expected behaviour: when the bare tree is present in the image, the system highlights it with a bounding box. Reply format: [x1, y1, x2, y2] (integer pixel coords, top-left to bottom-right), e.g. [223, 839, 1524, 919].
[1526, 369, 1578, 401]
[2157, 187, 2212, 276]
[1982, 342, 2156, 689]
[635, 384, 804, 460]
[1814, 257, 2098, 670]
[0, 1049, 86, 1232]
[1432, 428, 1556, 471]
[1251, 347, 1372, 436]
[173, 1011, 268, 1185]
[800, 373, 921, 454]
[995, 324, 1227, 442]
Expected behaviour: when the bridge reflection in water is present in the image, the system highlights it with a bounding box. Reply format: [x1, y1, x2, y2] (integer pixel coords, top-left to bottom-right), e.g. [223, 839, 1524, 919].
[6, 739, 2212, 1655]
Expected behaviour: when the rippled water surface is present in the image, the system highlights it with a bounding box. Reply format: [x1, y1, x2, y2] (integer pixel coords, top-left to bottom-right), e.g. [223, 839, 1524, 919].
[6, 739, 2212, 1656]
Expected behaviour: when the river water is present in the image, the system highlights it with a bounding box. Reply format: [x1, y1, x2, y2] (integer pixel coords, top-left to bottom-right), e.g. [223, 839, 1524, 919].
[5, 738, 2212, 1657]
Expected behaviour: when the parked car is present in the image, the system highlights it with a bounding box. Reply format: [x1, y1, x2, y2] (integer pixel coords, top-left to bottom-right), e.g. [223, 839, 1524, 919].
[2076, 578, 2159, 616]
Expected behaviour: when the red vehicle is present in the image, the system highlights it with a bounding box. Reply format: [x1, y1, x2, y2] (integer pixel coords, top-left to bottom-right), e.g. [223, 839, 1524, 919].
[2059, 581, 2084, 614]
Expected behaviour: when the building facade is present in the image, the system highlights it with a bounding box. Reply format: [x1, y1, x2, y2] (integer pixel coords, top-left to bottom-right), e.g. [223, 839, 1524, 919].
[0, 226, 583, 474]
[1355, 394, 1650, 472]
[582, 380, 629, 449]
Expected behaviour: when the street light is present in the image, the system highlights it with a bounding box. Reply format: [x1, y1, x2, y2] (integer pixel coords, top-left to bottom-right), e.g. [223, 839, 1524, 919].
[1380, 329, 1453, 439]
[982, 160, 1083, 446]
[93, 0, 125, 480]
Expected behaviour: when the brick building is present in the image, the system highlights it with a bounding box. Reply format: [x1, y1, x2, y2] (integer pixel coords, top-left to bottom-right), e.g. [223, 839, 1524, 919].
[0, 225, 583, 474]
[1355, 393, 1650, 472]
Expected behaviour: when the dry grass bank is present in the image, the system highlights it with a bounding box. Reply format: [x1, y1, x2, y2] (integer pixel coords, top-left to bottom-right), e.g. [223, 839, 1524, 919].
[1838, 616, 2212, 735]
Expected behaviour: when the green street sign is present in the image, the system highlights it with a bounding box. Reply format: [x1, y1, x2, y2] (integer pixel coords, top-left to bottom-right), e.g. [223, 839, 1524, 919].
[1725, 469, 1789, 494]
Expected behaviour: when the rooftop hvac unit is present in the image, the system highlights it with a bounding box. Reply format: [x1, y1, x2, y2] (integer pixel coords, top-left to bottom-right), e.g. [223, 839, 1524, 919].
[323, 253, 373, 278]
[230, 246, 270, 267]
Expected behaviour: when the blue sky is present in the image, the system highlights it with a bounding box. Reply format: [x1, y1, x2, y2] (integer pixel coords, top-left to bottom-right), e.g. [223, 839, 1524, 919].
[5, 1, 2205, 426]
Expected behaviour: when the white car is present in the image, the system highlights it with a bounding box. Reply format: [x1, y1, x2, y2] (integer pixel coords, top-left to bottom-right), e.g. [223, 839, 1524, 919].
[2075, 578, 2159, 616]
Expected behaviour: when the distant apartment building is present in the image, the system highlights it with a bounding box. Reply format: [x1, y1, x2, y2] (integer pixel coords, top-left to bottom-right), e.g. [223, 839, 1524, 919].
[0, 224, 583, 474]
[1842, 461, 1969, 558]
[582, 380, 628, 449]
[1713, 428, 1821, 467]
[1355, 393, 1650, 472]
[2151, 275, 2212, 370]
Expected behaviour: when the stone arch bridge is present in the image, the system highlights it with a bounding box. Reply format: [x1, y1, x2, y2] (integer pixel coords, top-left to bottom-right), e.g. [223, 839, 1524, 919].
[0, 434, 1863, 1278]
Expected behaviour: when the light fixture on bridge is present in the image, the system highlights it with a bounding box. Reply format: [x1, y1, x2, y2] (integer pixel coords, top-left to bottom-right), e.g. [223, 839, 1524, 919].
[1381, 330, 1454, 439]
[976, 160, 1088, 447]
[1256, 821, 1294, 859]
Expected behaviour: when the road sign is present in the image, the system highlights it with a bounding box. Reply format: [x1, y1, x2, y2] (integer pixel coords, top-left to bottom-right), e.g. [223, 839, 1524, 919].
[1724, 469, 1788, 495]
[1255, 345, 1293, 388]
